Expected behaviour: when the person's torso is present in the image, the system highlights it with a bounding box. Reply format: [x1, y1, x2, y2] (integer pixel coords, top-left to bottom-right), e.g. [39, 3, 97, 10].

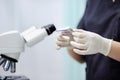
[77, 0, 120, 80]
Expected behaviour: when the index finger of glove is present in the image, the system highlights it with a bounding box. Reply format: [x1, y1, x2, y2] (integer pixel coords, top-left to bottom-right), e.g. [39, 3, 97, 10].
[73, 29, 85, 32]
[57, 33, 70, 41]
[72, 31, 87, 38]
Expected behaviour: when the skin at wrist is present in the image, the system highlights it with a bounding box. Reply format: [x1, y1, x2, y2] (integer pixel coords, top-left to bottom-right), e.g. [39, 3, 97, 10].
[108, 41, 120, 62]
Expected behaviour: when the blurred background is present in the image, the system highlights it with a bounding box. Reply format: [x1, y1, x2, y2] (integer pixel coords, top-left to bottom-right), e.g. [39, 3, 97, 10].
[0, 0, 87, 80]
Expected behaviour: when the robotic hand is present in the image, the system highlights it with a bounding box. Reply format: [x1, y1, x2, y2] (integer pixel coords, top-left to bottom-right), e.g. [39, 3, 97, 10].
[0, 24, 56, 73]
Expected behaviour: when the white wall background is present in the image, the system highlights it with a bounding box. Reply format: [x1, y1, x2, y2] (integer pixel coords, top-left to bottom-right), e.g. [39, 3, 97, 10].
[0, 0, 65, 80]
[63, 0, 87, 80]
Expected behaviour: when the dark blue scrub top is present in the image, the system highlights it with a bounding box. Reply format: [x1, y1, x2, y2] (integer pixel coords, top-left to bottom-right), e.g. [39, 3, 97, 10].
[77, 0, 120, 80]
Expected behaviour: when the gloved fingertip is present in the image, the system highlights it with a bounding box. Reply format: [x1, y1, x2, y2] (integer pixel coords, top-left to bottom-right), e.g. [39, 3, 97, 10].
[72, 29, 78, 31]
[72, 29, 85, 32]
[56, 46, 61, 50]
[73, 49, 86, 55]
[70, 41, 74, 45]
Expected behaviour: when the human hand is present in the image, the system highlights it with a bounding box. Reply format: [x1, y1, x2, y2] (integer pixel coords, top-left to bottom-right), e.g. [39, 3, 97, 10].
[70, 29, 112, 56]
[56, 27, 73, 50]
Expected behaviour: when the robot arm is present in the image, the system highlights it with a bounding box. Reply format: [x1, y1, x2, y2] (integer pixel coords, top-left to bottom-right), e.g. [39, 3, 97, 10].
[0, 24, 56, 73]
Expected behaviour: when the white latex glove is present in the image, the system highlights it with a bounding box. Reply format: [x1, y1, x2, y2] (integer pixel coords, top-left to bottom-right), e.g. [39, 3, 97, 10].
[70, 29, 112, 56]
[56, 27, 73, 49]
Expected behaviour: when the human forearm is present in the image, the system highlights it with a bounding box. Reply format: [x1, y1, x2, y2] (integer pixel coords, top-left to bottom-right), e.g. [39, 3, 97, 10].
[67, 47, 85, 63]
[108, 41, 120, 62]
